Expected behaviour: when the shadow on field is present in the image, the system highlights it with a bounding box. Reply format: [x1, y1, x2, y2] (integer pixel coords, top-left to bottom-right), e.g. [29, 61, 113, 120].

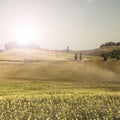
[4, 77, 120, 92]
[5, 77, 52, 81]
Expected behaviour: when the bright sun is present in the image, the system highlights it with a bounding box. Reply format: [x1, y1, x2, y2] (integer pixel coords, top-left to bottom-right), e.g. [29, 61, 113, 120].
[14, 25, 35, 46]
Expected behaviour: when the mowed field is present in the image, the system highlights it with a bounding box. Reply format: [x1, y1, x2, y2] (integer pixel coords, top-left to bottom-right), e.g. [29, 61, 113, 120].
[0, 49, 120, 119]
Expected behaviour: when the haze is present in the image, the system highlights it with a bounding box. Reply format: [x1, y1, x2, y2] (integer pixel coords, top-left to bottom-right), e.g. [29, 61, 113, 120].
[0, 0, 120, 50]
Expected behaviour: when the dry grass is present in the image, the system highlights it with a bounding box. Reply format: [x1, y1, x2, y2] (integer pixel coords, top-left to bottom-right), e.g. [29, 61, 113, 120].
[0, 49, 74, 61]
[0, 49, 120, 85]
[0, 49, 120, 119]
[0, 61, 120, 86]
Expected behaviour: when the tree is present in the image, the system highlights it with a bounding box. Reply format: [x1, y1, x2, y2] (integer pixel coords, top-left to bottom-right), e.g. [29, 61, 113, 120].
[105, 42, 115, 46]
[101, 50, 120, 61]
[5, 41, 17, 50]
[101, 53, 108, 61]
[116, 42, 120, 46]
[74, 54, 78, 61]
[79, 52, 82, 61]
[116, 55, 120, 60]
[112, 50, 120, 60]
[66, 46, 69, 53]
[100, 44, 105, 48]
[100, 41, 120, 48]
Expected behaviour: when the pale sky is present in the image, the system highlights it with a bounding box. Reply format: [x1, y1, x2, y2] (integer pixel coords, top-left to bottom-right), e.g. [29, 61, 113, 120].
[0, 0, 120, 50]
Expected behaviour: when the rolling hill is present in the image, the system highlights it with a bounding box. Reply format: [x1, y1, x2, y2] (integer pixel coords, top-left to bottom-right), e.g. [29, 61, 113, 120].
[0, 47, 119, 88]
[0, 46, 120, 62]
[76, 46, 120, 55]
[0, 46, 120, 119]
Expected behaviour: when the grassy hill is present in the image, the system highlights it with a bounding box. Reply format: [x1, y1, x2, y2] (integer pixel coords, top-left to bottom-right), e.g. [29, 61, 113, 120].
[0, 48, 120, 119]
[0, 48, 120, 86]
[0, 61, 120, 89]
[0, 49, 74, 62]
[78, 46, 120, 55]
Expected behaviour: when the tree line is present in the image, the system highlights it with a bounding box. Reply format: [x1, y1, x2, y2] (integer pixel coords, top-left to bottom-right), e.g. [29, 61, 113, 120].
[100, 42, 120, 48]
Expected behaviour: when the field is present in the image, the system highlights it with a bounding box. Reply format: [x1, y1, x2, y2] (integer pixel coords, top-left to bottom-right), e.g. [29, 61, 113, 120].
[0, 49, 120, 119]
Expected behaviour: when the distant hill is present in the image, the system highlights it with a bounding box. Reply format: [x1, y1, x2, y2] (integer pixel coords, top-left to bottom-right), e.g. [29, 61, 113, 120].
[61, 46, 120, 56]
[74, 46, 120, 56]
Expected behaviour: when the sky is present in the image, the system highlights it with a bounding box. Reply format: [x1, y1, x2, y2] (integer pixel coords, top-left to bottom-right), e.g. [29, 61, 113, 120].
[0, 0, 120, 50]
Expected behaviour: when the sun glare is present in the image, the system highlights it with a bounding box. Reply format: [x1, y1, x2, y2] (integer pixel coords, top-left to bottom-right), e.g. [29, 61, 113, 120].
[14, 25, 35, 46]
